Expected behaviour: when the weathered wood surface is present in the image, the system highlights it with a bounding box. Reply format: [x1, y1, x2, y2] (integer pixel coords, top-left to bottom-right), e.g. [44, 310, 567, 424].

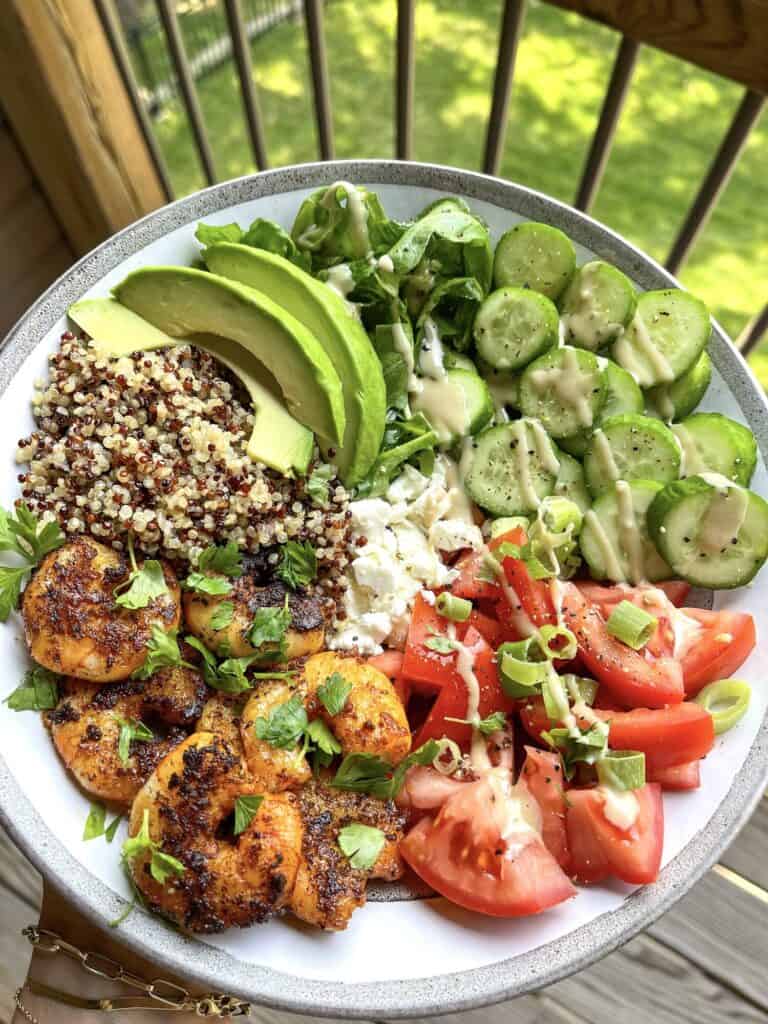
[546, 1, 768, 96]
[1, 799, 766, 1024]
[0, 0, 166, 258]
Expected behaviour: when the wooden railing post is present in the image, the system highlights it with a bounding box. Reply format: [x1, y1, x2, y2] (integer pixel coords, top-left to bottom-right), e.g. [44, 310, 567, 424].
[0, 0, 167, 256]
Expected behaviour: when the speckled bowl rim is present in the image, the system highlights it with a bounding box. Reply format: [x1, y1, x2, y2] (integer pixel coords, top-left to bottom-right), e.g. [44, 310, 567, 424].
[1, 160, 767, 1019]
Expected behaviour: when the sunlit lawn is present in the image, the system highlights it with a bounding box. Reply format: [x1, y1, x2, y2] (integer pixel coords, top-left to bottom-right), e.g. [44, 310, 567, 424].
[141, 0, 768, 381]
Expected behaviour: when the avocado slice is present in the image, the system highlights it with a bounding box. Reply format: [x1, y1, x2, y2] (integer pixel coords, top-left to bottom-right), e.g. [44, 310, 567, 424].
[203, 243, 386, 486]
[68, 297, 313, 476]
[113, 267, 345, 447]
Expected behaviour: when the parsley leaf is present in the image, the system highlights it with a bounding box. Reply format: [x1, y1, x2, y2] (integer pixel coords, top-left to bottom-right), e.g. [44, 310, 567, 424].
[83, 803, 106, 841]
[233, 795, 264, 836]
[306, 464, 334, 506]
[198, 542, 242, 577]
[254, 694, 308, 749]
[247, 598, 291, 661]
[116, 717, 153, 765]
[306, 718, 341, 770]
[114, 536, 168, 610]
[331, 740, 441, 799]
[185, 636, 296, 693]
[317, 672, 352, 716]
[4, 666, 59, 711]
[424, 633, 457, 654]
[477, 711, 508, 735]
[182, 571, 233, 596]
[542, 723, 609, 780]
[104, 815, 123, 844]
[121, 807, 185, 885]
[131, 626, 189, 680]
[209, 601, 235, 630]
[0, 504, 64, 563]
[0, 565, 30, 622]
[276, 541, 318, 590]
[338, 823, 386, 870]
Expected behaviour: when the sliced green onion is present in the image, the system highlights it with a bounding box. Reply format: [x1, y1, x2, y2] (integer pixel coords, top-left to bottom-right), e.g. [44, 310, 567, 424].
[539, 624, 578, 661]
[695, 679, 751, 735]
[497, 638, 543, 662]
[436, 592, 472, 622]
[542, 672, 570, 723]
[539, 496, 583, 536]
[497, 638, 549, 698]
[432, 738, 463, 775]
[596, 750, 646, 791]
[606, 600, 658, 650]
[489, 516, 530, 539]
[562, 674, 599, 707]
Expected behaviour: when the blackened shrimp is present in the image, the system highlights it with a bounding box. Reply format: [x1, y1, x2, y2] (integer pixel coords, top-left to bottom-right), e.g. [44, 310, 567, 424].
[22, 538, 180, 682]
[127, 732, 302, 933]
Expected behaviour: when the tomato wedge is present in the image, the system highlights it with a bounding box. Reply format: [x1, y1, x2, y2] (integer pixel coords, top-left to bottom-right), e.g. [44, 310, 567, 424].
[500, 556, 557, 629]
[397, 765, 467, 811]
[401, 592, 455, 692]
[576, 580, 691, 610]
[450, 526, 527, 602]
[679, 608, 756, 696]
[401, 776, 576, 917]
[566, 784, 664, 885]
[562, 584, 684, 707]
[648, 760, 701, 790]
[461, 608, 502, 647]
[412, 627, 514, 749]
[520, 747, 569, 868]
[368, 650, 410, 708]
[519, 697, 715, 772]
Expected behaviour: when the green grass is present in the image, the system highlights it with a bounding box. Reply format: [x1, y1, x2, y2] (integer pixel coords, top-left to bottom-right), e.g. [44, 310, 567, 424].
[137, 0, 768, 380]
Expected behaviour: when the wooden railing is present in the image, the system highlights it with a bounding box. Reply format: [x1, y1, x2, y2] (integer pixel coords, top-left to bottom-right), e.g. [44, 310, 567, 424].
[0, 0, 765, 353]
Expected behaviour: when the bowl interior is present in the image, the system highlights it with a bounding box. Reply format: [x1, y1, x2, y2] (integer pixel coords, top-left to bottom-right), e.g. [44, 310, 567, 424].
[1, 163, 767, 1017]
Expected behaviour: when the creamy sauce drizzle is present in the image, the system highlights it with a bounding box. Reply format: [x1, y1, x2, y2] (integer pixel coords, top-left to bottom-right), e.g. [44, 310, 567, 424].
[325, 180, 370, 257]
[584, 508, 625, 581]
[592, 428, 621, 482]
[412, 377, 469, 444]
[529, 347, 596, 427]
[377, 253, 394, 273]
[510, 420, 541, 510]
[672, 423, 705, 477]
[601, 786, 640, 831]
[444, 450, 476, 524]
[654, 388, 676, 422]
[324, 262, 355, 300]
[418, 318, 446, 379]
[391, 321, 421, 394]
[530, 419, 561, 475]
[616, 480, 645, 583]
[614, 311, 675, 386]
[562, 264, 621, 350]
[698, 473, 749, 552]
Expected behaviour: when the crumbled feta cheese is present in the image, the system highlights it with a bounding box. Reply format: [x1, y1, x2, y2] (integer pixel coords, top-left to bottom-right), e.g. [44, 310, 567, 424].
[430, 518, 484, 552]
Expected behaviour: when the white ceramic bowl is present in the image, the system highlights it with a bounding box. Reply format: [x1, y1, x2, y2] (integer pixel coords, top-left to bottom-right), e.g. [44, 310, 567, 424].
[1, 161, 766, 1018]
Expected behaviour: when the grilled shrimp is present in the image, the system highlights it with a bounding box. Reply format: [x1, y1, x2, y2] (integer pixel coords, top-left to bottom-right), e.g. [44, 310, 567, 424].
[197, 692, 245, 753]
[290, 780, 405, 931]
[47, 667, 206, 807]
[240, 652, 411, 792]
[22, 538, 180, 682]
[184, 578, 324, 660]
[127, 732, 303, 933]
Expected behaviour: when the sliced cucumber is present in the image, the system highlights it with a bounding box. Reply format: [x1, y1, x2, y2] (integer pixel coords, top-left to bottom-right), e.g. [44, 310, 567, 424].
[412, 368, 493, 446]
[464, 419, 560, 516]
[580, 479, 671, 584]
[648, 475, 768, 588]
[559, 261, 636, 350]
[519, 346, 605, 438]
[611, 289, 710, 387]
[583, 414, 681, 497]
[493, 222, 576, 300]
[672, 412, 757, 486]
[473, 287, 558, 371]
[442, 349, 477, 372]
[553, 449, 591, 512]
[645, 350, 712, 422]
[559, 360, 643, 458]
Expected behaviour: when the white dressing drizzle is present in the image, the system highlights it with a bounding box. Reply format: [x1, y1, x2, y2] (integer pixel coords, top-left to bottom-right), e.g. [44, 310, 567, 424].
[324, 262, 356, 300]
[562, 265, 622, 350]
[615, 480, 646, 583]
[481, 541, 538, 638]
[391, 321, 421, 394]
[487, 379, 518, 423]
[529, 347, 596, 428]
[592, 428, 620, 482]
[672, 423, 705, 476]
[584, 509, 625, 581]
[418, 318, 446, 379]
[510, 420, 540, 509]
[530, 419, 562, 475]
[444, 449, 476, 524]
[378, 253, 394, 273]
[698, 473, 749, 552]
[412, 376, 469, 444]
[655, 389, 676, 423]
[601, 786, 640, 831]
[614, 311, 675, 386]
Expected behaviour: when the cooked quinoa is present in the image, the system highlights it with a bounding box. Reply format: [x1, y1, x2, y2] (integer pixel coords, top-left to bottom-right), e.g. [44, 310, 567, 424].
[16, 333, 352, 606]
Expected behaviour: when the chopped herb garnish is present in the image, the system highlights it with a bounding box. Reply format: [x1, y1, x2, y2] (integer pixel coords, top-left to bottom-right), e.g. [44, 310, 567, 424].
[316, 672, 352, 716]
[198, 542, 242, 577]
[83, 802, 106, 841]
[331, 740, 442, 799]
[424, 632, 456, 654]
[185, 636, 296, 693]
[306, 464, 334, 506]
[233, 795, 264, 836]
[247, 597, 291, 661]
[182, 571, 233, 597]
[121, 808, 185, 885]
[306, 718, 342, 771]
[209, 601, 235, 631]
[0, 566, 30, 622]
[254, 694, 308, 749]
[276, 540, 318, 590]
[4, 666, 59, 711]
[116, 717, 153, 766]
[338, 823, 386, 870]
[0, 503, 64, 563]
[131, 626, 192, 680]
[114, 535, 169, 610]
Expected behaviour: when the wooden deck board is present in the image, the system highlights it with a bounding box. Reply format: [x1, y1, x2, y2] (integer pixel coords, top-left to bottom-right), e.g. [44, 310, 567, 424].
[719, 795, 768, 890]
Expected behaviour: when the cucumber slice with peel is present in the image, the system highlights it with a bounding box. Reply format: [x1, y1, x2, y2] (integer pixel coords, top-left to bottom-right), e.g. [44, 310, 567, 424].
[559, 360, 643, 458]
[580, 479, 671, 584]
[412, 368, 493, 446]
[672, 412, 757, 486]
[464, 419, 560, 516]
[611, 289, 710, 387]
[473, 287, 558, 371]
[648, 475, 768, 588]
[560, 260, 637, 350]
[583, 414, 681, 497]
[493, 222, 576, 299]
[553, 449, 590, 512]
[645, 350, 712, 422]
[519, 346, 605, 438]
